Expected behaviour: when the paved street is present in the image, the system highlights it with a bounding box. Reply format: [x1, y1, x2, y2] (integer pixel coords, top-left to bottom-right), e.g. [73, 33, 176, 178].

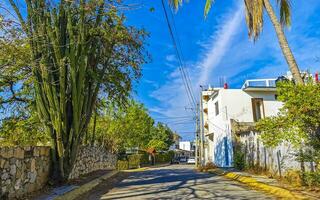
[97, 165, 275, 200]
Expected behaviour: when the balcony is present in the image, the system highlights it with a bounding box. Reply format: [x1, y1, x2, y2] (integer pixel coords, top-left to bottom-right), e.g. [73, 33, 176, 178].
[242, 79, 276, 92]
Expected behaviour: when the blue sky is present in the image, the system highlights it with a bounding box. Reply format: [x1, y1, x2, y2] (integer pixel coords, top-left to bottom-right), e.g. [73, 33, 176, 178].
[123, 0, 320, 141]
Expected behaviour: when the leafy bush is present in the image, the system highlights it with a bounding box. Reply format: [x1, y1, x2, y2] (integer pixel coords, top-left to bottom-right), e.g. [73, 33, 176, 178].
[233, 144, 246, 170]
[140, 153, 150, 166]
[128, 154, 142, 169]
[283, 170, 303, 187]
[234, 150, 246, 170]
[0, 116, 50, 146]
[117, 160, 129, 170]
[156, 151, 174, 163]
[303, 171, 320, 187]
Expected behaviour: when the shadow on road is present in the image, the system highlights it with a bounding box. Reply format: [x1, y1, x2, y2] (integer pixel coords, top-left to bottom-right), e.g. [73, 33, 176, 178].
[94, 165, 274, 200]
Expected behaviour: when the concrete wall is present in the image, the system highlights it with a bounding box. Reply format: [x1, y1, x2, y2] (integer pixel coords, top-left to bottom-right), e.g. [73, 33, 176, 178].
[0, 146, 116, 199]
[239, 131, 302, 175]
[0, 146, 51, 199]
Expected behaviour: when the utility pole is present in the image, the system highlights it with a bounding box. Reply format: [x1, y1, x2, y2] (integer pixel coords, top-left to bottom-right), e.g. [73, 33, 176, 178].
[195, 103, 200, 167]
[199, 86, 205, 166]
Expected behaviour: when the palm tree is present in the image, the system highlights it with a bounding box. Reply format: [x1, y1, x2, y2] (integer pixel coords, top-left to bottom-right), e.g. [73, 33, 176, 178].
[169, 0, 303, 84]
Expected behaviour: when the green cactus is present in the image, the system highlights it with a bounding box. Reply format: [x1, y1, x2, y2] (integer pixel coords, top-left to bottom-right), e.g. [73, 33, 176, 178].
[7, 0, 147, 181]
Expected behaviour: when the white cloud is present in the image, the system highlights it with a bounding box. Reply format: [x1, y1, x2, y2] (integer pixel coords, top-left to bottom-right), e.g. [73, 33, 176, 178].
[197, 2, 244, 86]
[148, 0, 320, 140]
[165, 54, 177, 62]
[149, 2, 244, 139]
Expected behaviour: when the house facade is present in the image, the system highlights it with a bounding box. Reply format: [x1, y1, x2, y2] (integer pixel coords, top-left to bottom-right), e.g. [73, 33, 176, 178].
[201, 79, 283, 167]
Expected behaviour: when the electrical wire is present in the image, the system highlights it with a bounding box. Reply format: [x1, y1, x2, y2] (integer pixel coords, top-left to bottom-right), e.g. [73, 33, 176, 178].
[161, 0, 197, 115]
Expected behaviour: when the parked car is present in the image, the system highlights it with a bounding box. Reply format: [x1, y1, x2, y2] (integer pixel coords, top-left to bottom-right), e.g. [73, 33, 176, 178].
[187, 157, 195, 164]
[179, 157, 187, 162]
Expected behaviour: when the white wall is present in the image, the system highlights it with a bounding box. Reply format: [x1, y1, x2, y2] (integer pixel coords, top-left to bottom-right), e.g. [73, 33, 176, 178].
[179, 141, 191, 151]
[239, 131, 303, 175]
[204, 88, 283, 167]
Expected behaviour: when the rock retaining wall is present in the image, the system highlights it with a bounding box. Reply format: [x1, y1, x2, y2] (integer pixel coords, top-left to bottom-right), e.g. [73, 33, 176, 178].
[0, 146, 51, 199]
[0, 146, 116, 199]
[68, 146, 117, 179]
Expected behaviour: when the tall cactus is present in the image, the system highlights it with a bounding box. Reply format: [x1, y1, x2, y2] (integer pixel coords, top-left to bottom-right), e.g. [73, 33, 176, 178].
[8, 0, 146, 180]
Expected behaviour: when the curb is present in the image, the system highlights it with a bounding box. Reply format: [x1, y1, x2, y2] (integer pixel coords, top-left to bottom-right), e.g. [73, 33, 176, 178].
[123, 167, 150, 172]
[123, 163, 171, 172]
[209, 169, 307, 199]
[54, 170, 119, 200]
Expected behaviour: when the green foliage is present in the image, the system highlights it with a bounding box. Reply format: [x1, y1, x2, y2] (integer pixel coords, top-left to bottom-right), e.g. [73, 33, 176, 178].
[302, 171, 320, 187]
[0, 115, 50, 146]
[86, 101, 155, 152]
[233, 149, 246, 170]
[86, 101, 176, 153]
[3, 0, 148, 180]
[148, 123, 175, 151]
[117, 152, 152, 170]
[117, 160, 129, 170]
[257, 80, 320, 166]
[156, 151, 174, 163]
[0, 15, 33, 118]
[283, 170, 303, 187]
[140, 153, 150, 165]
[128, 154, 142, 169]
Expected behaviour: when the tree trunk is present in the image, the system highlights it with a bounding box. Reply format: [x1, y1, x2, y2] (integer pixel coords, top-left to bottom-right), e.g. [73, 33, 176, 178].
[91, 108, 97, 146]
[263, 0, 304, 84]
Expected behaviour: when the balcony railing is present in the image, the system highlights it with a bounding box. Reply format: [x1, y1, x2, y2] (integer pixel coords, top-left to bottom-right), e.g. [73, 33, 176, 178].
[242, 79, 276, 89]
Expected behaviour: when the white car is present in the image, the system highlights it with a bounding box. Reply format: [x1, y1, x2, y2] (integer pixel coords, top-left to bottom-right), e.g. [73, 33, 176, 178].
[187, 157, 196, 164]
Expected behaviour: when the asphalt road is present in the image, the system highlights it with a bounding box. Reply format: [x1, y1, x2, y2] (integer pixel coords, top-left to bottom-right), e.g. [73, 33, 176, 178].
[88, 165, 275, 200]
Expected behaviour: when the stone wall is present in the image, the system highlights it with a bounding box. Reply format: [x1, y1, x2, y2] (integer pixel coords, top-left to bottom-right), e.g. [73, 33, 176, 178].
[0, 146, 116, 199]
[0, 146, 51, 199]
[68, 146, 117, 180]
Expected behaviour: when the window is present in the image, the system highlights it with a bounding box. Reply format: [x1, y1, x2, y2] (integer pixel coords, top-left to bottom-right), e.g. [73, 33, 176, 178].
[252, 98, 265, 122]
[215, 101, 219, 116]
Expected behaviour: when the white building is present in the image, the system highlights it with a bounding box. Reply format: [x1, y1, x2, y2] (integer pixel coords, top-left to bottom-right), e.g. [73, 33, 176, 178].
[201, 78, 284, 167]
[179, 141, 192, 151]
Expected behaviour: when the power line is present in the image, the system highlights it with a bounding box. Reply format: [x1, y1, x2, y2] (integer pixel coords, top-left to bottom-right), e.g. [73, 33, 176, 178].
[168, 6, 197, 107]
[161, 0, 197, 113]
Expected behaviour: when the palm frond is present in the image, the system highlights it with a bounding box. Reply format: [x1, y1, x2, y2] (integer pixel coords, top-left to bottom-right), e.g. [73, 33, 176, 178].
[244, 0, 264, 41]
[168, 0, 183, 10]
[277, 0, 291, 27]
[204, 0, 214, 17]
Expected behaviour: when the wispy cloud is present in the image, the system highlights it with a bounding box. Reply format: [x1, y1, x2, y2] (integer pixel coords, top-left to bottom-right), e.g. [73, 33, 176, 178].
[149, 2, 244, 139]
[146, 0, 320, 140]
[197, 2, 244, 86]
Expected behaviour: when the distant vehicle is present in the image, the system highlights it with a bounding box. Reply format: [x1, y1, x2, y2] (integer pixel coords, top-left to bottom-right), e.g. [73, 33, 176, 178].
[187, 157, 195, 164]
[171, 158, 180, 164]
[179, 157, 187, 162]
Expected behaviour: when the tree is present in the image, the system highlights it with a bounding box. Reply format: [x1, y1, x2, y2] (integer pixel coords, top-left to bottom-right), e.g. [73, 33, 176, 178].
[168, 0, 303, 84]
[85, 101, 176, 153]
[0, 15, 33, 118]
[122, 101, 155, 149]
[85, 100, 155, 152]
[4, 0, 147, 181]
[256, 80, 320, 168]
[148, 123, 175, 151]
